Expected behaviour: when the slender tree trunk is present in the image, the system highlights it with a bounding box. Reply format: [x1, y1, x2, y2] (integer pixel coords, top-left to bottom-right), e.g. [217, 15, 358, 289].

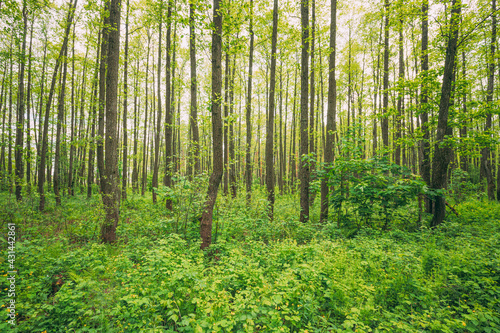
[245, 0, 254, 206]
[132, 59, 139, 192]
[480, 0, 496, 200]
[381, 0, 390, 151]
[97, 0, 110, 193]
[122, 0, 130, 200]
[38, 0, 76, 211]
[14, 0, 28, 201]
[141, 33, 151, 196]
[224, 51, 229, 195]
[54, 46, 69, 206]
[420, 0, 432, 212]
[229, 54, 237, 198]
[431, 0, 461, 227]
[395, 11, 404, 165]
[26, 18, 34, 192]
[189, 0, 200, 175]
[266, 0, 278, 219]
[87, 33, 101, 199]
[200, 0, 223, 250]
[164, 1, 173, 210]
[320, 0, 336, 223]
[152, 2, 162, 204]
[101, 0, 122, 243]
[299, 0, 310, 223]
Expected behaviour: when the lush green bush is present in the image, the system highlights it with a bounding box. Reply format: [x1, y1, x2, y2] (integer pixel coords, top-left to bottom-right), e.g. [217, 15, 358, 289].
[0, 189, 499, 332]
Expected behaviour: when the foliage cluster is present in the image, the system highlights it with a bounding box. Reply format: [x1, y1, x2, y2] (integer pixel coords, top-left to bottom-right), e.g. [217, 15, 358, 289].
[1, 189, 499, 332]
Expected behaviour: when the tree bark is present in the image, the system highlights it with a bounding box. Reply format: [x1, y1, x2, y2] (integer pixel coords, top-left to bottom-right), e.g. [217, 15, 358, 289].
[381, 0, 390, 151]
[299, 0, 310, 223]
[152, 1, 162, 204]
[431, 0, 461, 227]
[101, 0, 122, 243]
[266, 0, 278, 220]
[245, 0, 254, 206]
[122, 0, 130, 200]
[320, 0, 336, 223]
[164, 1, 173, 210]
[189, 0, 200, 175]
[14, 0, 28, 201]
[200, 0, 223, 250]
[480, 0, 496, 201]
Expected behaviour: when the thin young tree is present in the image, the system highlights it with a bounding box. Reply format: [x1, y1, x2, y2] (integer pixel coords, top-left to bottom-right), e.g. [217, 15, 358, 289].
[122, 0, 130, 200]
[152, 0, 162, 204]
[266, 0, 278, 219]
[320, 0, 336, 223]
[14, 0, 28, 201]
[200, 0, 223, 250]
[188, 0, 200, 175]
[299, 0, 310, 223]
[38, 0, 77, 211]
[245, 0, 254, 205]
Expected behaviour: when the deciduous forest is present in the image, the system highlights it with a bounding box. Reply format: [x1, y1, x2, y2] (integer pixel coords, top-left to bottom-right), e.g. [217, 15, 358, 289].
[1, 0, 500, 331]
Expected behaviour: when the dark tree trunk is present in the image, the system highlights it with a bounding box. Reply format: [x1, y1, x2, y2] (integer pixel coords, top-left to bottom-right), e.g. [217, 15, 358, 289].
[101, 0, 122, 243]
[97, 0, 110, 193]
[395, 12, 404, 165]
[266, 0, 278, 220]
[480, 0, 496, 200]
[229, 55, 237, 198]
[431, 0, 461, 227]
[320, 0, 336, 223]
[224, 52, 229, 196]
[299, 0, 310, 223]
[26, 18, 34, 191]
[132, 59, 139, 193]
[200, 0, 223, 250]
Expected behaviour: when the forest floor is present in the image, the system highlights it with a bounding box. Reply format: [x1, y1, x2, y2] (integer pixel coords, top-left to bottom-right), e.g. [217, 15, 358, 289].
[0, 186, 499, 332]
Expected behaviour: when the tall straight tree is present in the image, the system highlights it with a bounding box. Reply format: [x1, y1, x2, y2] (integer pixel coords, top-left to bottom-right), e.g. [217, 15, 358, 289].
[381, 0, 390, 151]
[101, 0, 122, 243]
[14, 0, 28, 201]
[54, 46, 69, 206]
[245, 0, 254, 205]
[188, 0, 200, 175]
[38, 0, 76, 211]
[122, 0, 130, 200]
[431, 0, 461, 227]
[320, 0, 336, 223]
[266, 0, 278, 220]
[152, 0, 162, 204]
[420, 0, 431, 212]
[200, 0, 222, 250]
[480, 0, 496, 201]
[97, 0, 110, 192]
[299, 0, 310, 223]
[164, 0, 173, 210]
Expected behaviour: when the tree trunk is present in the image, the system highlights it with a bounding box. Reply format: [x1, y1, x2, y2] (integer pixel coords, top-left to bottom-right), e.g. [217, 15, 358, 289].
[431, 0, 461, 227]
[122, 0, 130, 200]
[54, 46, 69, 206]
[164, 1, 173, 210]
[480, 0, 496, 200]
[38, 0, 76, 211]
[26, 18, 34, 191]
[189, 0, 200, 175]
[141, 33, 151, 196]
[245, 0, 254, 206]
[266, 0, 278, 220]
[320, 0, 336, 223]
[381, 0, 390, 151]
[420, 0, 432, 212]
[299, 0, 310, 223]
[101, 0, 122, 243]
[200, 0, 223, 250]
[152, 2, 162, 204]
[14, 0, 28, 201]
